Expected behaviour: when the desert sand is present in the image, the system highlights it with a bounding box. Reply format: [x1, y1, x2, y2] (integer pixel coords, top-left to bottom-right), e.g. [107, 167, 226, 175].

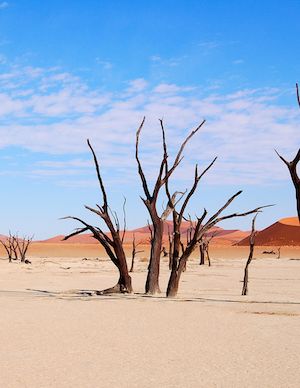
[1, 241, 300, 388]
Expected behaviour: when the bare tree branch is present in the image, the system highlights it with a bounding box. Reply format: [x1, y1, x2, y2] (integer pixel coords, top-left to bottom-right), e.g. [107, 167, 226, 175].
[87, 139, 108, 213]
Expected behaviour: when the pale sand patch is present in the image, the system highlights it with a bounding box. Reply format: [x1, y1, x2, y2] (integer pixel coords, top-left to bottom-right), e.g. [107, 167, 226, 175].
[0, 246, 300, 387]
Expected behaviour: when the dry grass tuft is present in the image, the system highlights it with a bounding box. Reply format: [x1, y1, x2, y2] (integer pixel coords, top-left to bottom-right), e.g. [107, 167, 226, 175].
[139, 257, 149, 262]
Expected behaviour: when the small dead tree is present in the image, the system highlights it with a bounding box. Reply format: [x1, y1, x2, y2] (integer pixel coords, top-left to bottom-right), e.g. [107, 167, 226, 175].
[130, 234, 144, 272]
[16, 235, 34, 262]
[62, 139, 132, 294]
[0, 238, 13, 262]
[10, 232, 19, 260]
[277, 247, 281, 259]
[0, 232, 19, 262]
[241, 214, 257, 296]
[1, 233, 33, 263]
[199, 233, 216, 266]
[136, 117, 206, 294]
[275, 84, 300, 223]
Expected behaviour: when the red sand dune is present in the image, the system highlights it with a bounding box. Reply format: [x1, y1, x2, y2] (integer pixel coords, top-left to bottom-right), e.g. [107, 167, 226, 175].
[236, 217, 300, 246]
[37, 220, 249, 245]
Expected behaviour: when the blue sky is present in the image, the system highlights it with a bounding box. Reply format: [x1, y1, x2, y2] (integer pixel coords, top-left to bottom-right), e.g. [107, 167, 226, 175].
[0, 0, 300, 239]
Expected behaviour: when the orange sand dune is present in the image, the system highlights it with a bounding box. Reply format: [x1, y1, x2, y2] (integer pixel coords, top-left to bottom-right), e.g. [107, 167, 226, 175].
[236, 217, 300, 246]
[37, 220, 249, 246]
[279, 217, 300, 226]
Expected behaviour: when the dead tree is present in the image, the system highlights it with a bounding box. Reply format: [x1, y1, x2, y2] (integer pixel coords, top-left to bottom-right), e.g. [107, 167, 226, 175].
[166, 159, 217, 297]
[199, 233, 215, 265]
[277, 247, 281, 259]
[0, 232, 19, 262]
[241, 214, 257, 295]
[204, 240, 211, 267]
[62, 139, 132, 294]
[0, 238, 13, 262]
[130, 234, 144, 272]
[199, 234, 213, 266]
[10, 232, 19, 260]
[136, 117, 206, 294]
[16, 235, 34, 262]
[275, 84, 300, 223]
[167, 190, 270, 297]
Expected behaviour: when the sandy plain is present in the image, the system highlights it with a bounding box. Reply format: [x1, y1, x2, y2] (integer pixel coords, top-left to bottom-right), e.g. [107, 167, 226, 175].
[1, 243, 300, 388]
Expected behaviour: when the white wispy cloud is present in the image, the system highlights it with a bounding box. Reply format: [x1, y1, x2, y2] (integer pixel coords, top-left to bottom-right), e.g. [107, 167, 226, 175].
[96, 59, 113, 69]
[0, 64, 299, 189]
[125, 78, 149, 93]
[0, 2, 8, 9]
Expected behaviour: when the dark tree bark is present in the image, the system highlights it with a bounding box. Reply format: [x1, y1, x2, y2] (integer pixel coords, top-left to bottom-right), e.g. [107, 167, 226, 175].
[296, 83, 300, 107]
[199, 242, 205, 265]
[275, 84, 300, 223]
[136, 117, 206, 294]
[62, 140, 132, 294]
[242, 214, 257, 295]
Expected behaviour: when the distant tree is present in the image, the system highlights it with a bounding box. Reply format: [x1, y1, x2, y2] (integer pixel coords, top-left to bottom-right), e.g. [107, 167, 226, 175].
[62, 140, 132, 294]
[129, 234, 144, 273]
[199, 233, 216, 266]
[0, 232, 33, 263]
[0, 234, 14, 262]
[16, 235, 34, 263]
[242, 214, 257, 295]
[275, 83, 300, 223]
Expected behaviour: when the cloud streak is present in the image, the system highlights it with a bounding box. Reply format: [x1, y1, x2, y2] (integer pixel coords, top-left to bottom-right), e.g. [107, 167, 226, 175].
[0, 64, 299, 189]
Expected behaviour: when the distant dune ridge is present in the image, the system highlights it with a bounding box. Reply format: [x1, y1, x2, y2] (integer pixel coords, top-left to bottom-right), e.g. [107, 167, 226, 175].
[236, 217, 300, 246]
[4, 218, 300, 247]
[36, 220, 249, 246]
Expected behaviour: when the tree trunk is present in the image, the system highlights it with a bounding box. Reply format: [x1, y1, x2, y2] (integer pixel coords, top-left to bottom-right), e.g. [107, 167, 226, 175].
[199, 243, 205, 265]
[145, 220, 164, 294]
[242, 215, 257, 296]
[241, 247, 253, 295]
[96, 273, 132, 295]
[166, 269, 180, 297]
